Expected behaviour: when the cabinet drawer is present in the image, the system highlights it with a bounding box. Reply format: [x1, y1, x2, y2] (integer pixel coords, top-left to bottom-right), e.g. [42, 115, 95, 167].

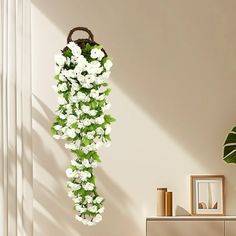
[147, 221, 224, 236]
[225, 221, 236, 236]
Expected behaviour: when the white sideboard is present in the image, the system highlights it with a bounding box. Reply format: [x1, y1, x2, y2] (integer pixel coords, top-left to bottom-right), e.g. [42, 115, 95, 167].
[146, 216, 236, 236]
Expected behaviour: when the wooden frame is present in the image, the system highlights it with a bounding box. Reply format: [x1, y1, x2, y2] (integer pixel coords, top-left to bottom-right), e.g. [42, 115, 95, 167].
[190, 175, 225, 216]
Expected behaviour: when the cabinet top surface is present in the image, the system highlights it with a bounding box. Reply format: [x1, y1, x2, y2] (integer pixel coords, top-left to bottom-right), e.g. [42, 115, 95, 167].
[147, 216, 236, 221]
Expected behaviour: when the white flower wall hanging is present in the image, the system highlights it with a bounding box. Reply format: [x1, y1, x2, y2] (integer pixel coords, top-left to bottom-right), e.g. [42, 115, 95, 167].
[51, 27, 115, 226]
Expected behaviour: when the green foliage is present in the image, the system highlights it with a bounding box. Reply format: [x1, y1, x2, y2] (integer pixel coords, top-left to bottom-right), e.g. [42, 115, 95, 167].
[223, 126, 236, 164]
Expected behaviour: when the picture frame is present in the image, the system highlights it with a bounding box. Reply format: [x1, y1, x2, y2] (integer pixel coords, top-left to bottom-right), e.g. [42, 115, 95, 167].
[190, 175, 225, 216]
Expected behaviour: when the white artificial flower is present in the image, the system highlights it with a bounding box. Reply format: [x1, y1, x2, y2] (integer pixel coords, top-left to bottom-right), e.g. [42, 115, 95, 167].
[68, 190, 75, 198]
[85, 195, 93, 204]
[82, 82, 93, 89]
[95, 76, 104, 85]
[85, 74, 96, 83]
[81, 105, 90, 114]
[77, 75, 86, 83]
[59, 74, 67, 81]
[75, 215, 83, 222]
[97, 207, 105, 214]
[65, 143, 77, 150]
[71, 159, 80, 168]
[101, 71, 111, 79]
[82, 159, 91, 168]
[53, 134, 61, 139]
[89, 143, 97, 151]
[83, 182, 94, 191]
[105, 125, 111, 135]
[66, 168, 78, 178]
[71, 88, 76, 96]
[93, 214, 102, 223]
[89, 110, 97, 116]
[66, 129, 77, 138]
[75, 205, 86, 213]
[77, 92, 86, 101]
[72, 82, 79, 91]
[73, 196, 82, 203]
[70, 56, 77, 64]
[83, 119, 92, 127]
[95, 116, 104, 125]
[90, 89, 99, 99]
[65, 104, 73, 115]
[58, 96, 67, 105]
[75, 215, 82, 222]
[104, 60, 113, 71]
[68, 182, 81, 191]
[82, 146, 90, 154]
[58, 83, 68, 92]
[94, 196, 104, 204]
[77, 122, 84, 129]
[75, 109, 82, 117]
[96, 127, 104, 135]
[55, 53, 66, 66]
[76, 55, 87, 68]
[54, 125, 62, 131]
[91, 161, 98, 168]
[102, 103, 112, 112]
[67, 42, 82, 57]
[62, 69, 76, 79]
[87, 131, 95, 140]
[86, 61, 103, 75]
[83, 96, 91, 102]
[80, 171, 91, 181]
[87, 221, 95, 226]
[88, 205, 98, 213]
[67, 115, 77, 125]
[59, 114, 67, 120]
[97, 94, 105, 101]
[90, 48, 105, 61]
[95, 141, 103, 149]
[69, 95, 79, 103]
[66, 57, 70, 66]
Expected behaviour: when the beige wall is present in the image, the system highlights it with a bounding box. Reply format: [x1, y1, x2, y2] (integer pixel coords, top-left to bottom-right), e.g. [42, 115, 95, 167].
[31, 0, 236, 235]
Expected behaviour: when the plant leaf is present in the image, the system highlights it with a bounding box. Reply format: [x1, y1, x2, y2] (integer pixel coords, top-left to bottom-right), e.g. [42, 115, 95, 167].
[223, 127, 236, 164]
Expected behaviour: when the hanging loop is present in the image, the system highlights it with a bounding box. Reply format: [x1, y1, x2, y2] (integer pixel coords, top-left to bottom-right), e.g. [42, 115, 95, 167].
[67, 27, 94, 44]
[65, 26, 107, 57]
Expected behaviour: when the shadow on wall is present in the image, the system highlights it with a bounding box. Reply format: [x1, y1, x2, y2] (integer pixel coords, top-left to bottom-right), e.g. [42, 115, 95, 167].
[31, 0, 236, 170]
[32, 96, 142, 236]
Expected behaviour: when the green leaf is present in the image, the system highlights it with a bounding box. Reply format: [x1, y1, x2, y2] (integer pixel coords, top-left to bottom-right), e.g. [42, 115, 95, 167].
[92, 152, 101, 163]
[54, 75, 59, 81]
[71, 123, 78, 129]
[104, 114, 116, 124]
[105, 134, 111, 141]
[104, 88, 112, 96]
[102, 56, 113, 65]
[98, 100, 105, 107]
[91, 100, 97, 109]
[82, 136, 90, 146]
[83, 43, 92, 53]
[223, 127, 236, 164]
[50, 127, 57, 135]
[63, 48, 72, 58]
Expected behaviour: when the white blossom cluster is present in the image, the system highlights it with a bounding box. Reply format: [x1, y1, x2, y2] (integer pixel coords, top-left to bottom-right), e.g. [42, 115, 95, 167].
[51, 41, 115, 226]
